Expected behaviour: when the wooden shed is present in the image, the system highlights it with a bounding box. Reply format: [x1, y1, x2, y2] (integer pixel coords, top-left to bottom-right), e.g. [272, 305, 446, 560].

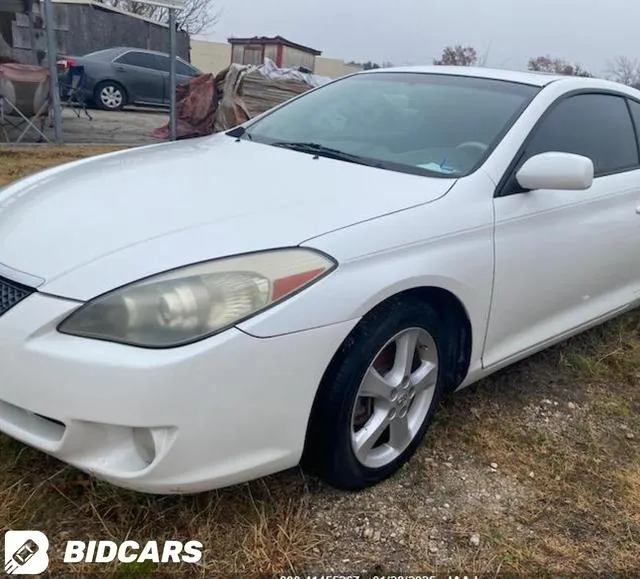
[228, 35, 321, 72]
[2, 0, 190, 65]
[0, 0, 35, 62]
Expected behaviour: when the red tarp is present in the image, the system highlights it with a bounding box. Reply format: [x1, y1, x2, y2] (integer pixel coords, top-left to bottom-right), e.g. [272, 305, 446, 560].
[152, 73, 217, 140]
[152, 60, 327, 140]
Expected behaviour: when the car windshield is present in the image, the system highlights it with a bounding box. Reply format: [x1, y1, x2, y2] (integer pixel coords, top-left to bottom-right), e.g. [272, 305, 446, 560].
[238, 72, 540, 177]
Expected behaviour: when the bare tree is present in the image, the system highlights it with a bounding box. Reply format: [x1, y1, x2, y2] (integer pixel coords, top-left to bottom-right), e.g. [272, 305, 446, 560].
[347, 60, 394, 70]
[476, 50, 489, 67]
[100, 0, 219, 35]
[347, 61, 380, 70]
[528, 55, 591, 77]
[433, 45, 477, 67]
[606, 56, 640, 88]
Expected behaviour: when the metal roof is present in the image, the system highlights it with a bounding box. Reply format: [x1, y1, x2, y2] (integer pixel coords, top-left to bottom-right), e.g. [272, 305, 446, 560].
[51, 0, 172, 28]
[227, 35, 322, 56]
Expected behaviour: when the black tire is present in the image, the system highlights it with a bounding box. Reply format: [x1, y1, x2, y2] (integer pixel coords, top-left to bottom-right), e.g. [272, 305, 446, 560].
[302, 297, 448, 490]
[94, 81, 126, 111]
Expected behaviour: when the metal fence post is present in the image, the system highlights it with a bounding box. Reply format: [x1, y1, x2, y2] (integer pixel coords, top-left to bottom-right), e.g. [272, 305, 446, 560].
[169, 7, 176, 141]
[43, 0, 62, 143]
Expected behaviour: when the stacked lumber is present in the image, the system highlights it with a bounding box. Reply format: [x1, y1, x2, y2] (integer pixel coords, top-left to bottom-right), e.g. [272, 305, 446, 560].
[154, 59, 330, 139]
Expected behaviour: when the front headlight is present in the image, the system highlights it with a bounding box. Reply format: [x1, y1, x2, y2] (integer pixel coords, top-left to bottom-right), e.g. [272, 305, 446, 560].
[58, 248, 336, 348]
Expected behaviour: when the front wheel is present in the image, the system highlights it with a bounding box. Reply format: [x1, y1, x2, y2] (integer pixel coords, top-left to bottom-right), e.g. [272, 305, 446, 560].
[303, 298, 447, 490]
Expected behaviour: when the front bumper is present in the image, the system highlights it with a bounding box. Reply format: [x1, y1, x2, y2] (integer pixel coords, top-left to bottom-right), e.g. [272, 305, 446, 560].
[0, 293, 358, 493]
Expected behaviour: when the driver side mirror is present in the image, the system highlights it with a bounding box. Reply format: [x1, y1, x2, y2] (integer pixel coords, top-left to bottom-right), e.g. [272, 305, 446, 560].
[516, 152, 594, 191]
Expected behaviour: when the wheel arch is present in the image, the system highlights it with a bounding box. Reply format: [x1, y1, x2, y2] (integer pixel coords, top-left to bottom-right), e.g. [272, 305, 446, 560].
[302, 284, 472, 444]
[301, 284, 472, 477]
[326, 284, 472, 394]
[391, 286, 472, 392]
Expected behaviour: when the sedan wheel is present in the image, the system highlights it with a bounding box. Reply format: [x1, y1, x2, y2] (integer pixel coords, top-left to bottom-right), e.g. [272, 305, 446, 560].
[97, 83, 125, 111]
[351, 327, 438, 469]
[303, 298, 447, 490]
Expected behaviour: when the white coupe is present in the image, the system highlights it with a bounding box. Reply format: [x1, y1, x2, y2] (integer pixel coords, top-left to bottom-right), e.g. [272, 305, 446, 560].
[1, 66, 639, 494]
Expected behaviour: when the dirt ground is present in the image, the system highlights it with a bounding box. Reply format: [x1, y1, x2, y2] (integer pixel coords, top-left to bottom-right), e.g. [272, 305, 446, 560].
[1, 107, 167, 146]
[0, 148, 638, 575]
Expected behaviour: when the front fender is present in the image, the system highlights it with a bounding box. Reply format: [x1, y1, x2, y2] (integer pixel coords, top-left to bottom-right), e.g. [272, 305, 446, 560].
[237, 174, 496, 369]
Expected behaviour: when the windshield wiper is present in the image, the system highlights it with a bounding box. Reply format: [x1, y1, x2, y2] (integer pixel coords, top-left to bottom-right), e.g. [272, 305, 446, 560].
[271, 141, 384, 168]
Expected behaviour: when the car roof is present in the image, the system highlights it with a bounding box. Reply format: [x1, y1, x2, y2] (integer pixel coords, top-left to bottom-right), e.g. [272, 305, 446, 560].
[358, 65, 585, 87]
[355, 65, 640, 100]
[83, 47, 124, 59]
[84, 46, 189, 60]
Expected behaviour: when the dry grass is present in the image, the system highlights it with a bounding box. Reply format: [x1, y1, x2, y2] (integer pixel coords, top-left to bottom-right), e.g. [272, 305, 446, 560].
[0, 146, 123, 188]
[0, 440, 322, 574]
[428, 312, 640, 574]
[0, 147, 638, 574]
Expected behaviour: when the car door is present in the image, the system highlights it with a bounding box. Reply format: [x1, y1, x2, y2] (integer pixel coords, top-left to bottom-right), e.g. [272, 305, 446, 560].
[156, 55, 198, 104]
[627, 101, 640, 282]
[112, 51, 164, 105]
[483, 92, 640, 369]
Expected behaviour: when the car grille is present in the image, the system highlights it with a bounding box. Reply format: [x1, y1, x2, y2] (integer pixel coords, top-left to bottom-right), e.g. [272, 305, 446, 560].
[0, 275, 35, 318]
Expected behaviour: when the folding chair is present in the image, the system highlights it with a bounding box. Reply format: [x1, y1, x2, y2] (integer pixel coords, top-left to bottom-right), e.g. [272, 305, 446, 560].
[0, 63, 51, 143]
[0, 93, 50, 143]
[59, 65, 92, 120]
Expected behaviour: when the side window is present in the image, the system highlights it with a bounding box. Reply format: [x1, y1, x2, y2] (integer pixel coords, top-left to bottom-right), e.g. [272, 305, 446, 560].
[154, 55, 170, 73]
[176, 60, 197, 76]
[153, 56, 197, 76]
[627, 99, 640, 145]
[523, 94, 639, 176]
[115, 51, 157, 70]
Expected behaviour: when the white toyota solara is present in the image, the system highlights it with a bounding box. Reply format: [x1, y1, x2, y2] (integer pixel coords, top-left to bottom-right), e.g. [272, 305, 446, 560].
[1, 66, 639, 494]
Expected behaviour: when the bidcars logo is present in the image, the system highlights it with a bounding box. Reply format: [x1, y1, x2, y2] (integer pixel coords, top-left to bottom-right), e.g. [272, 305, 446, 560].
[4, 531, 49, 575]
[63, 540, 204, 564]
[3, 531, 203, 573]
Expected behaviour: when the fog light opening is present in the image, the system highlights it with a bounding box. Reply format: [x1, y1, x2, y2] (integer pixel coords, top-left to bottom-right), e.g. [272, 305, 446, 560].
[132, 427, 156, 467]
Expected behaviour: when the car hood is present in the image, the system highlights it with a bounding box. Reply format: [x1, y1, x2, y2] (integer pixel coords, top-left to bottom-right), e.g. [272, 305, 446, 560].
[0, 135, 456, 300]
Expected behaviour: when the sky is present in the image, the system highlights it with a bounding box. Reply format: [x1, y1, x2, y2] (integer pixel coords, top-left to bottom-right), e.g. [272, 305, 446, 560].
[204, 0, 639, 76]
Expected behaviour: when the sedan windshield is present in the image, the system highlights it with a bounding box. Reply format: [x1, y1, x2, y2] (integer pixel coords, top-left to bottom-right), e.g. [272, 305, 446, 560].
[237, 72, 539, 178]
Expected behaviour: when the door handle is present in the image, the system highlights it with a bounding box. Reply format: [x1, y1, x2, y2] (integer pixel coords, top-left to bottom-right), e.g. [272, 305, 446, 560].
[636, 206, 640, 214]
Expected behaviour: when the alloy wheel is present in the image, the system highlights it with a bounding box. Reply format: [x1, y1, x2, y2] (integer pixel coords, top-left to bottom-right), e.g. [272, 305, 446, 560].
[351, 327, 439, 469]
